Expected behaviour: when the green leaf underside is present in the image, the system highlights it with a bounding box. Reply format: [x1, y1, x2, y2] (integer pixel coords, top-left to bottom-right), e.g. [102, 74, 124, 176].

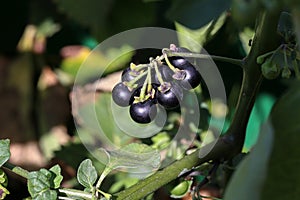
[224, 122, 274, 200]
[0, 139, 10, 167]
[261, 81, 300, 199]
[77, 159, 98, 189]
[101, 143, 161, 171]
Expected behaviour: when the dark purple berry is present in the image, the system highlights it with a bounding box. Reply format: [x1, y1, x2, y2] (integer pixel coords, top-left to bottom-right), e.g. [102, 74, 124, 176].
[156, 83, 183, 109]
[112, 82, 134, 107]
[176, 63, 201, 90]
[129, 99, 157, 123]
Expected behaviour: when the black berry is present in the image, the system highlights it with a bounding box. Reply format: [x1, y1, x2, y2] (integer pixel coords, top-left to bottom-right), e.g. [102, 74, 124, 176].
[156, 83, 183, 109]
[112, 82, 135, 107]
[176, 63, 201, 90]
[129, 99, 157, 123]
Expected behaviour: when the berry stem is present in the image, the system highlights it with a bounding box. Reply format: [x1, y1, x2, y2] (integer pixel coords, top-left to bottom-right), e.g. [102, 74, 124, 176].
[164, 50, 244, 67]
[154, 61, 165, 85]
[163, 53, 178, 72]
[147, 67, 152, 93]
[139, 67, 151, 101]
[293, 59, 300, 79]
[127, 70, 148, 88]
[2, 162, 29, 179]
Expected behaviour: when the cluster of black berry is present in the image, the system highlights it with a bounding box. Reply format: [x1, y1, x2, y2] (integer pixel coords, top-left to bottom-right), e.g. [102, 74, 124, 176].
[112, 45, 201, 124]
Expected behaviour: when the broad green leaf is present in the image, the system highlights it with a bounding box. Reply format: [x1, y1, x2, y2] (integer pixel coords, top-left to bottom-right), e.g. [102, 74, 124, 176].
[104, 143, 160, 170]
[261, 81, 300, 199]
[96, 143, 160, 188]
[77, 159, 98, 190]
[223, 122, 274, 200]
[0, 139, 10, 167]
[27, 169, 58, 200]
[49, 165, 63, 189]
[167, 0, 230, 29]
[170, 180, 193, 199]
[175, 12, 226, 52]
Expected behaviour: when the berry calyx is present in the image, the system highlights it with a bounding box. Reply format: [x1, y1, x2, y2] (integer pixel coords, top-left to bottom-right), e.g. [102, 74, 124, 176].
[129, 99, 157, 123]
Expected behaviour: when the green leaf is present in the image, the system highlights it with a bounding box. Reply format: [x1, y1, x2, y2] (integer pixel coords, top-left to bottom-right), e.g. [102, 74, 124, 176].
[170, 180, 193, 199]
[77, 159, 98, 190]
[261, 81, 300, 199]
[223, 122, 274, 200]
[104, 143, 161, 171]
[54, 0, 114, 39]
[49, 165, 63, 189]
[167, 0, 230, 29]
[175, 12, 226, 51]
[27, 169, 58, 200]
[0, 139, 10, 167]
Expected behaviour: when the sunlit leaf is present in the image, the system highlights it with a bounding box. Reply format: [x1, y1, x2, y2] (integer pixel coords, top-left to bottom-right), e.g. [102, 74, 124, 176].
[77, 159, 98, 190]
[49, 165, 63, 189]
[0, 139, 10, 167]
[175, 12, 226, 52]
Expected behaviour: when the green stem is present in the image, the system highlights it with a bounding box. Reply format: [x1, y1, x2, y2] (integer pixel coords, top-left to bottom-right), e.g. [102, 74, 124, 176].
[154, 61, 164, 85]
[147, 67, 152, 93]
[95, 166, 112, 191]
[127, 71, 148, 88]
[58, 188, 93, 200]
[165, 51, 244, 67]
[139, 68, 150, 101]
[2, 162, 29, 179]
[163, 53, 177, 72]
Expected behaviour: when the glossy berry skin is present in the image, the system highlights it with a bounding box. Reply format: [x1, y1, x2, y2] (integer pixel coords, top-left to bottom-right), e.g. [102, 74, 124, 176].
[177, 63, 201, 90]
[156, 83, 183, 109]
[129, 99, 157, 124]
[112, 82, 134, 107]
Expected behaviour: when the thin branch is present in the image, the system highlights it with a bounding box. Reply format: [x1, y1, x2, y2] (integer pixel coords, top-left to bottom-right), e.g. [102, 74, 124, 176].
[165, 51, 244, 67]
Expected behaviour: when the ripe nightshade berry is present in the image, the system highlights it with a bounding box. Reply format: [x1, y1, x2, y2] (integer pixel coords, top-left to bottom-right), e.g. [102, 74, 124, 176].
[129, 99, 157, 123]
